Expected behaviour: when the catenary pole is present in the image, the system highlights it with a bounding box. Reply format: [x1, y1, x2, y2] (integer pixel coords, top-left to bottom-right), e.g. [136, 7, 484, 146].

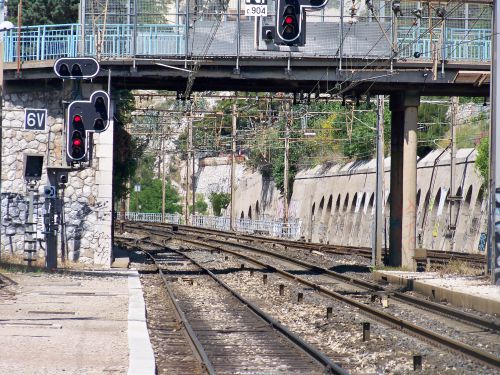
[489, 0, 500, 284]
[373, 95, 384, 266]
[230, 102, 237, 230]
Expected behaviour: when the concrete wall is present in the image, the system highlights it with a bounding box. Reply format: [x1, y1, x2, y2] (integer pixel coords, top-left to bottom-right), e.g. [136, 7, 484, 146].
[291, 148, 486, 253]
[0, 82, 114, 266]
[223, 148, 486, 254]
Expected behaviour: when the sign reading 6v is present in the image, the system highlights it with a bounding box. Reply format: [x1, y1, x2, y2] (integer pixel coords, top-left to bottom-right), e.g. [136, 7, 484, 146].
[25, 108, 47, 131]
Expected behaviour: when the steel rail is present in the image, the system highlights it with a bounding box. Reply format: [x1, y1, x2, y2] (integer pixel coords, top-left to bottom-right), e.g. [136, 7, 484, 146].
[120, 222, 497, 331]
[171, 232, 500, 332]
[119, 225, 500, 369]
[140, 250, 217, 375]
[171, 233, 500, 332]
[129, 235, 348, 375]
[164, 223, 487, 265]
[119, 223, 498, 331]
[174, 236, 500, 370]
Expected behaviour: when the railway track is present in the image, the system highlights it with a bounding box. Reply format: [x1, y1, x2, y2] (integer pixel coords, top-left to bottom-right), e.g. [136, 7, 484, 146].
[130, 238, 348, 374]
[146, 222, 487, 267]
[117, 221, 500, 372]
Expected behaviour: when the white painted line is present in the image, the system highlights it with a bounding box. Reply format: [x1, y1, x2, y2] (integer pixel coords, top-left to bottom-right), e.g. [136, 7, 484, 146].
[127, 271, 155, 375]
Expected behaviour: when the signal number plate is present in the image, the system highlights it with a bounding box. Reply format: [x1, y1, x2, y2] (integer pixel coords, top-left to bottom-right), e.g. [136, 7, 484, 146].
[245, 5, 267, 17]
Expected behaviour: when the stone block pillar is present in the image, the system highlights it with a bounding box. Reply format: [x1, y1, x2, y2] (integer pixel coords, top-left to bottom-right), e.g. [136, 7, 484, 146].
[389, 91, 420, 268]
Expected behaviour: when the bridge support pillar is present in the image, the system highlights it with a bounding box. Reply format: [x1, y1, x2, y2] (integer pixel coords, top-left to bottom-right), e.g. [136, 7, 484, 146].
[389, 91, 420, 268]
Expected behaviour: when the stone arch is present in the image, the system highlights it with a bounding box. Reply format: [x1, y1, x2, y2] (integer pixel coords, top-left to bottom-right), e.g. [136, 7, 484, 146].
[456, 185, 473, 251]
[324, 195, 334, 242]
[425, 188, 442, 247]
[466, 185, 485, 251]
[335, 195, 341, 213]
[248, 206, 252, 219]
[353, 193, 366, 245]
[240, 211, 244, 219]
[343, 193, 357, 243]
[255, 200, 260, 217]
[318, 196, 325, 220]
[368, 193, 375, 215]
[362, 192, 376, 247]
[343, 194, 350, 213]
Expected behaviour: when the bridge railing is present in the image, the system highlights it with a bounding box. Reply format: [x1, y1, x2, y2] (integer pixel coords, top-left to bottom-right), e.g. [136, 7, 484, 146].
[2, 23, 185, 62]
[1, 7, 491, 63]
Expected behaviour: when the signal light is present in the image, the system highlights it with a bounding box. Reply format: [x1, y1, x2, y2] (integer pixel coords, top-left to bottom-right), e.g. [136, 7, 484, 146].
[66, 91, 110, 163]
[275, 0, 328, 46]
[54, 58, 99, 79]
[69, 130, 85, 160]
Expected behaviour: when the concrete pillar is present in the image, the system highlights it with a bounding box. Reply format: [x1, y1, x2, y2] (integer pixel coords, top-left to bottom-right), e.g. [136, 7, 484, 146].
[389, 92, 420, 268]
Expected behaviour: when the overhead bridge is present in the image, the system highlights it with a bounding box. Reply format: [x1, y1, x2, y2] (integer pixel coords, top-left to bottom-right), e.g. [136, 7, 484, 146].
[2, 1, 492, 96]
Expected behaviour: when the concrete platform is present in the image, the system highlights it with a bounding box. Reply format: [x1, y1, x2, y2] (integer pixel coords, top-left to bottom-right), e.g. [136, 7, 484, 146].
[0, 268, 155, 375]
[374, 270, 500, 315]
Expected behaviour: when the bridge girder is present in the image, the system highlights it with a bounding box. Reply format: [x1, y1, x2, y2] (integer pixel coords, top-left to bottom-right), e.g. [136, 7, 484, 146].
[4, 58, 490, 97]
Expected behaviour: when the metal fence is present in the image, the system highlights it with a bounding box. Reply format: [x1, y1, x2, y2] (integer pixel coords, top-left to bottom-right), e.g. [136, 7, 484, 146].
[123, 212, 183, 224]
[121, 212, 302, 239]
[1, 1, 492, 63]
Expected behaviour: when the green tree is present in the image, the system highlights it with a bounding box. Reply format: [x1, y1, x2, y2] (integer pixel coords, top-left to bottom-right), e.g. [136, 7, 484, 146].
[190, 194, 208, 215]
[209, 192, 231, 216]
[475, 137, 489, 183]
[8, 0, 79, 26]
[114, 91, 147, 204]
[129, 179, 182, 213]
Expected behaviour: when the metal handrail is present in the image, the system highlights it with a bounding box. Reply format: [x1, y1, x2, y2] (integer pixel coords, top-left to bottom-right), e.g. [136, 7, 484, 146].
[1, 22, 492, 63]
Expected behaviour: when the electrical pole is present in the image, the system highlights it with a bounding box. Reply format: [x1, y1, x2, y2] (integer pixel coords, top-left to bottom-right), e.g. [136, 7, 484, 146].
[192, 124, 196, 219]
[448, 96, 459, 250]
[283, 100, 291, 225]
[184, 110, 191, 225]
[489, 0, 500, 285]
[161, 123, 166, 222]
[230, 102, 237, 230]
[373, 95, 384, 266]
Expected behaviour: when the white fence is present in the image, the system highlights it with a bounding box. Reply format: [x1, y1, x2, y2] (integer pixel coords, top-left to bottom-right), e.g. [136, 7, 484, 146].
[122, 212, 183, 224]
[121, 212, 301, 239]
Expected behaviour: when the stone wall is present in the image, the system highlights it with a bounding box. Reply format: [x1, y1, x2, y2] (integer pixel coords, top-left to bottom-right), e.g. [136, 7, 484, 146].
[0, 82, 114, 266]
[228, 148, 486, 254]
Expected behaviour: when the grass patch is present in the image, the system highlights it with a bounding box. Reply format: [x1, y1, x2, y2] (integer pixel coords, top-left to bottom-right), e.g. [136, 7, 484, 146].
[433, 260, 484, 277]
[371, 265, 413, 272]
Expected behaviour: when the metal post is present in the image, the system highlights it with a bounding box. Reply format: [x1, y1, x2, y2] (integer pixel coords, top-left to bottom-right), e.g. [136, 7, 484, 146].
[448, 96, 458, 248]
[339, 0, 344, 71]
[185, 111, 192, 224]
[133, 0, 137, 65]
[192, 126, 195, 218]
[184, 0, 189, 68]
[161, 125, 166, 222]
[230, 102, 237, 230]
[235, 0, 241, 73]
[283, 101, 291, 224]
[16, 0, 21, 75]
[489, 0, 500, 284]
[0, 11, 4, 248]
[373, 95, 384, 266]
